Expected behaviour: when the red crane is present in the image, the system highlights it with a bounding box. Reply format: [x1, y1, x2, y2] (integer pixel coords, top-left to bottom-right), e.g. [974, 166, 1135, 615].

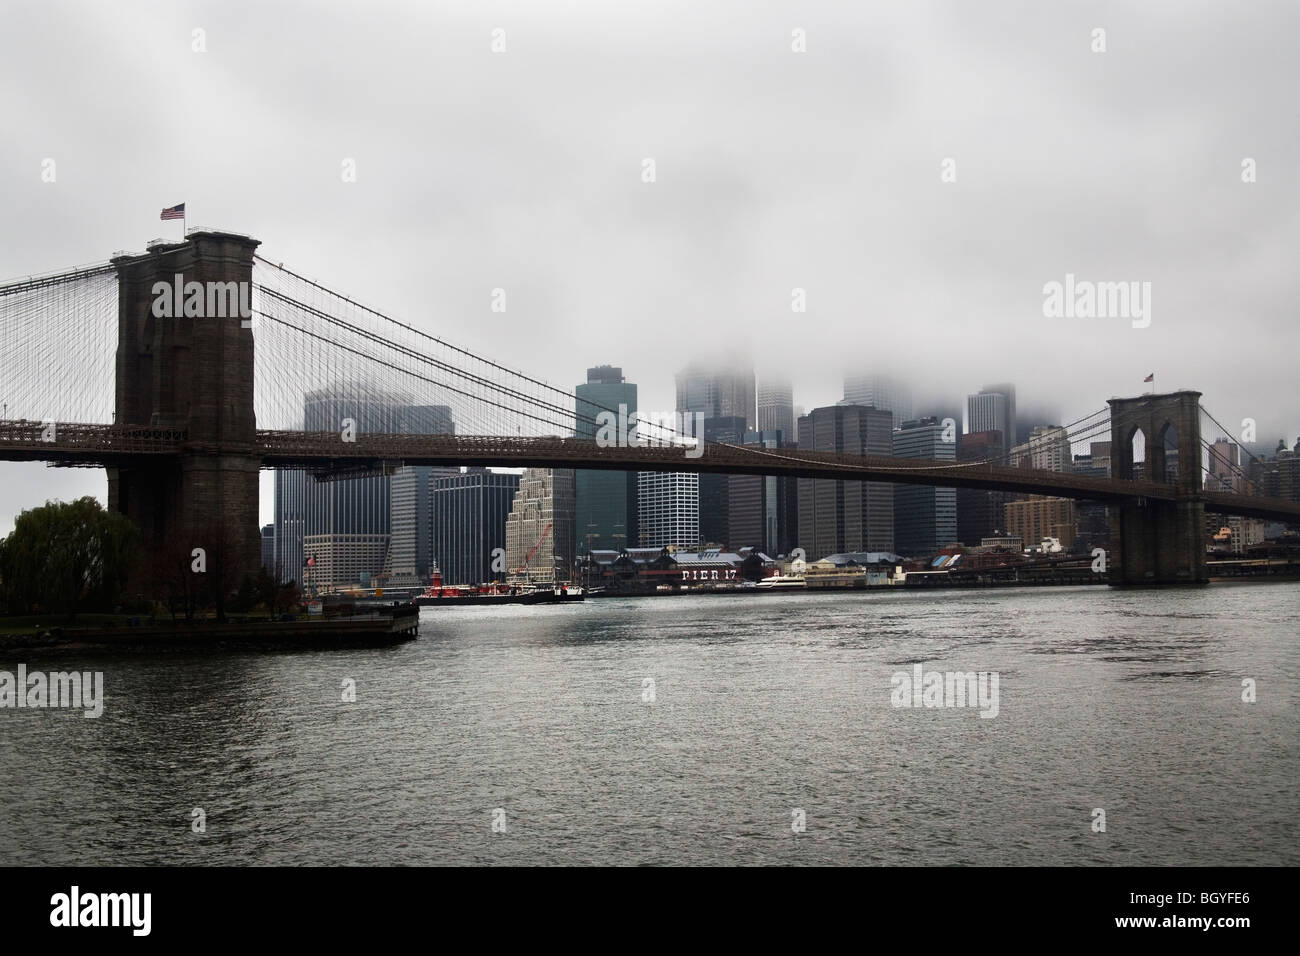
[515, 521, 553, 575]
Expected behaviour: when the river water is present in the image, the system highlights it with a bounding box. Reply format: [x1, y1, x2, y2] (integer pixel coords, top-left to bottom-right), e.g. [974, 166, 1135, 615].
[2, 584, 1296, 866]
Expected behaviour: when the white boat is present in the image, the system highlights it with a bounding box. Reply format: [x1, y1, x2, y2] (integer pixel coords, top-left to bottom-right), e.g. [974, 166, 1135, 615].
[756, 574, 806, 590]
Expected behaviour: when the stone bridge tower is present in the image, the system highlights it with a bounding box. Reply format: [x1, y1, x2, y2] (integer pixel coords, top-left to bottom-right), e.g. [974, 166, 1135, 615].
[108, 231, 262, 592]
[1108, 390, 1207, 585]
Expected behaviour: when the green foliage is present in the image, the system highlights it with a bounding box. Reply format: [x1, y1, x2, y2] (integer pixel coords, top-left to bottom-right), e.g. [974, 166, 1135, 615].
[0, 497, 141, 619]
[232, 567, 280, 613]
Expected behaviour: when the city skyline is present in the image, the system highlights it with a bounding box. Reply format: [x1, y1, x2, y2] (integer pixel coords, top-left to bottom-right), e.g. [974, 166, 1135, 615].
[4, 2, 1299, 537]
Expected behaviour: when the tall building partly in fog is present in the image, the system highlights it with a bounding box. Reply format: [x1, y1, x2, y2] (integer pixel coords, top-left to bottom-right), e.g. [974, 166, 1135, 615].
[893, 417, 957, 557]
[798, 404, 894, 558]
[676, 360, 756, 429]
[273, 385, 452, 595]
[967, 383, 1017, 459]
[676, 360, 755, 547]
[273, 384, 451, 591]
[756, 375, 795, 442]
[842, 373, 913, 428]
[574, 365, 638, 553]
[504, 468, 576, 585]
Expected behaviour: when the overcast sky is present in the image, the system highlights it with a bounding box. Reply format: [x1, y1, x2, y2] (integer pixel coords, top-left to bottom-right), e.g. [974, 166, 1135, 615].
[2, 0, 1297, 534]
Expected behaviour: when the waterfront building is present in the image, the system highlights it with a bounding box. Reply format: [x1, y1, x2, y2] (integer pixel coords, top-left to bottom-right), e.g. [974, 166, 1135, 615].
[1003, 496, 1077, 550]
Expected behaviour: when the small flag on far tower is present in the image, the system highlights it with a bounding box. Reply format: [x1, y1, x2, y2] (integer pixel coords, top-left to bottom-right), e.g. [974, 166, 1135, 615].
[160, 203, 185, 221]
[1144, 373, 1154, 383]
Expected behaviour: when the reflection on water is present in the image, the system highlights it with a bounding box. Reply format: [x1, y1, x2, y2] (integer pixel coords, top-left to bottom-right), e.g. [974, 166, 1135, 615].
[1, 584, 1296, 865]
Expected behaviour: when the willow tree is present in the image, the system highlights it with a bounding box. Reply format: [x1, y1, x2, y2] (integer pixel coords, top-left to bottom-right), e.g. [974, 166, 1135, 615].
[0, 497, 140, 619]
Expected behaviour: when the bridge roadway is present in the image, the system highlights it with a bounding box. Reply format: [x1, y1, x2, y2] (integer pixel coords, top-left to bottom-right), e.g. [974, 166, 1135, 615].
[3, 420, 1298, 522]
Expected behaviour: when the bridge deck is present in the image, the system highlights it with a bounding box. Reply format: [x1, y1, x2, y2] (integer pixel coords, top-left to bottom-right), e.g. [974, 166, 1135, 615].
[3, 421, 1298, 521]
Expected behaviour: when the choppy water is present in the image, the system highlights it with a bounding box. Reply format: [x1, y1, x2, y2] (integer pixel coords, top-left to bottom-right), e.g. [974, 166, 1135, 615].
[2, 584, 1297, 865]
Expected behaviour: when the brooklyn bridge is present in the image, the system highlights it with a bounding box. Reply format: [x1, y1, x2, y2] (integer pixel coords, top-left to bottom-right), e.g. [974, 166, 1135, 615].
[2, 230, 1296, 586]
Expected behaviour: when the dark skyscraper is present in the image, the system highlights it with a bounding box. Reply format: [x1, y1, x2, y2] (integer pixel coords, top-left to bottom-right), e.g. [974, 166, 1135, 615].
[956, 429, 1008, 545]
[697, 414, 747, 546]
[797, 405, 894, 558]
[431, 469, 520, 585]
[727, 429, 798, 555]
[574, 365, 638, 553]
[893, 417, 957, 557]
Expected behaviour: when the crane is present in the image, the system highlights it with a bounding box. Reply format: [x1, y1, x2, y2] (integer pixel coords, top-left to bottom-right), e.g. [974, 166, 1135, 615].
[515, 521, 553, 576]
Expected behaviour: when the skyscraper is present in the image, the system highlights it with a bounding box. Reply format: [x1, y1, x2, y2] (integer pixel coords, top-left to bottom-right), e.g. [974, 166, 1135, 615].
[727, 430, 798, 555]
[386, 404, 455, 586]
[1010, 425, 1072, 472]
[676, 360, 755, 547]
[892, 417, 957, 557]
[574, 366, 638, 553]
[698, 415, 748, 545]
[841, 373, 913, 427]
[756, 375, 795, 442]
[955, 430, 1007, 546]
[1207, 438, 1241, 492]
[260, 524, 275, 574]
[504, 468, 576, 585]
[638, 472, 699, 550]
[273, 468, 306, 584]
[432, 469, 520, 585]
[295, 384, 450, 591]
[967, 384, 1017, 459]
[797, 405, 894, 558]
[675, 361, 756, 429]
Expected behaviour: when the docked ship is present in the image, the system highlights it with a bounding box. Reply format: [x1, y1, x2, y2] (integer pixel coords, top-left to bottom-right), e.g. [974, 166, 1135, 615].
[413, 569, 584, 606]
[755, 574, 807, 590]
